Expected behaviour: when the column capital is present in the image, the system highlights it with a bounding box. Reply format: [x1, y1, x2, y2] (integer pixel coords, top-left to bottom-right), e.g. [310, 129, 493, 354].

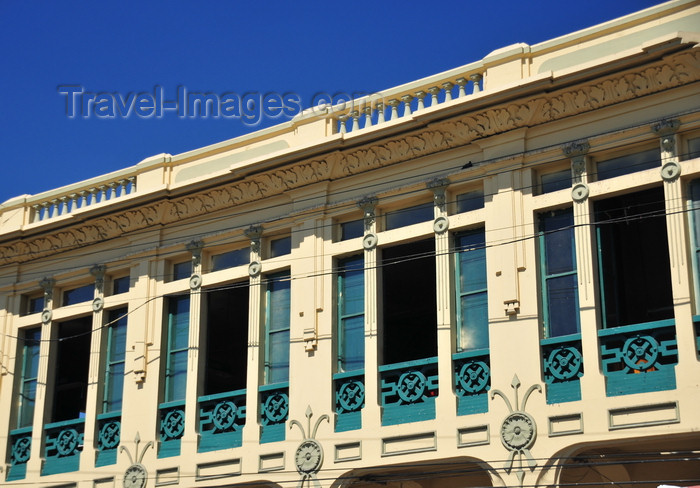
[186, 239, 204, 266]
[358, 196, 378, 231]
[90, 264, 107, 292]
[39, 277, 55, 300]
[245, 225, 263, 254]
[651, 118, 680, 136]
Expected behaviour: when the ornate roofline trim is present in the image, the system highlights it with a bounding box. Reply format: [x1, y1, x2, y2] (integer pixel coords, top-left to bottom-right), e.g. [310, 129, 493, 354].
[1, 48, 698, 266]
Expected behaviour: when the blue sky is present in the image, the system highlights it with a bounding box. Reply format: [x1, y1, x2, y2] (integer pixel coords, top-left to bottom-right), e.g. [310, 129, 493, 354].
[0, 0, 661, 206]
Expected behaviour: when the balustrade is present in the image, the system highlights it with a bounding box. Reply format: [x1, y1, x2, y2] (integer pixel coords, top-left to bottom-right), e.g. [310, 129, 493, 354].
[95, 411, 121, 467]
[7, 427, 32, 481]
[380, 357, 438, 426]
[158, 401, 185, 458]
[42, 418, 84, 475]
[599, 319, 678, 396]
[259, 383, 289, 443]
[541, 334, 583, 404]
[334, 370, 365, 432]
[198, 389, 246, 453]
[453, 349, 490, 415]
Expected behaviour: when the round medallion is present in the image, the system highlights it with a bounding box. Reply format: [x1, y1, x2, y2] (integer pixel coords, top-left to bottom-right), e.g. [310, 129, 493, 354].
[660, 161, 680, 182]
[547, 347, 583, 380]
[362, 233, 378, 250]
[457, 360, 490, 393]
[396, 370, 427, 403]
[56, 428, 79, 456]
[337, 380, 365, 412]
[433, 216, 449, 234]
[212, 400, 237, 430]
[12, 436, 31, 464]
[248, 260, 262, 277]
[123, 463, 148, 488]
[189, 273, 202, 290]
[41, 308, 52, 324]
[571, 182, 589, 202]
[622, 335, 659, 371]
[295, 439, 323, 475]
[500, 412, 536, 451]
[92, 296, 104, 312]
[98, 420, 121, 449]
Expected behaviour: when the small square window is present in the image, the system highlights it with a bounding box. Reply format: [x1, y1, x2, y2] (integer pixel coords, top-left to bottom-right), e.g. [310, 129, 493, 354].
[340, 219, 363, 241]
[173, 261, 192, 281]
[540, 169, 571, 194]
[456, 190, 484, 213]
[384, 202, 433, 230]
[211, 248, 249, 272]
[270, 236, 291, 258]
[112, 276, 130, 295]
[596, 148, 658, 181]
[63, 284, 94, 306]
[24, 295, 44, 315]
[688, 137, 700, 160]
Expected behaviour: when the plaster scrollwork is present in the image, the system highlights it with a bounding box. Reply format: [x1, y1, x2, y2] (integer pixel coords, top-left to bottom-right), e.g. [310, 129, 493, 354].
[358, 197, 378, 232]
[119, 432, 154, 488]
[186, 239, 204, 267]
[428, 177, 449, 212]
[1, 50, 698, 266]
[91, 264, 106, 293]
[245, 225, 263, 255]
[290, 406, 329, 488]
[39, 277, 55, 300]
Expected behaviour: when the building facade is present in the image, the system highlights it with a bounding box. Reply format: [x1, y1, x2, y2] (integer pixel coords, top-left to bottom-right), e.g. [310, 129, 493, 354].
[1, 2, 700, 487]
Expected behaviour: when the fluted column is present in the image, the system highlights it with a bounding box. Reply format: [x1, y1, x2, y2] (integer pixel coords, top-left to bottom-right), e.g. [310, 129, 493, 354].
[243, 225, 263, 450]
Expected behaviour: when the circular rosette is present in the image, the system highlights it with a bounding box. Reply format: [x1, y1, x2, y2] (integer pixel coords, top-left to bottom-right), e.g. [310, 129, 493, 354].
[263, 393, 289, 423]
[500, 412, 536, 451]
[123, 463, 148, 488]
[295, 439, 323, 475]
[396, 370, 427, 403]
[56, 428, 79, 456]
[162, 409, 185, 439]
[98, 420, 121, 449]
[622, 335, 659, 371]
[12, 436, 31, 464]
[457, 360, 490, 393]
[212, 400, 238, 431]
[547, 346, 583, 380]
[338, 380, 365, 412]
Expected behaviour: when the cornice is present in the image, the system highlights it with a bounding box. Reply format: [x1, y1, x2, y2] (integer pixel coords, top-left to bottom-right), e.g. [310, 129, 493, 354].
[1, 48, 698, 266]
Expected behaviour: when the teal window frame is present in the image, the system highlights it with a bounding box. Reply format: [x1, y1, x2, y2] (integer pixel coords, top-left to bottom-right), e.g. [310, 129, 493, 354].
[16, 328, 41, 429]
[337, 255, 364, 372]
[689, 179, 700, 312]
[164, 296, 190, 402]
[264, 272, 290, 384]
[455, 228, 489, 352]
[538, 208, 580, 337]
[102, 307, 127, 413]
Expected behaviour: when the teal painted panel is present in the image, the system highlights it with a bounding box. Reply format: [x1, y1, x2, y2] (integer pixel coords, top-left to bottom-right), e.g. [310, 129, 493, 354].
[546, 381, 581, 404]
[606, 367, 676, 397]
[456, 392, 488, 415]
[42, 419, 84, 476]
[334, 372, 364, 432]
[42, 452, 81, 476]
[335, 410, 361, 432]
[382, 398, 436, 426]
[199, 430, 242, 452]
[8, 428, 31, 480]
[6, 462, 27, 481]
[259, 384, 288, 444]
[95, 447, 117, 467]
[260, 422, 285, 444]
[198, 390, 245, 453]
[158, 438, 181, 458]
[158, 403, 184, 458]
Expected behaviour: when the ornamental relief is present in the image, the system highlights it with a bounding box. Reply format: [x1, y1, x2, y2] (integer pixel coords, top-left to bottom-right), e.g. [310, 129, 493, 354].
[0, 49, 697, 266]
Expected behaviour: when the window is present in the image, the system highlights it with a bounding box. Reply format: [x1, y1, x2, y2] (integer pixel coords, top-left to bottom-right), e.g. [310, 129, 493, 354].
[688, 137, 700, 160]
[15, 328, 41, 428]
[384, 202, 433, 230]
[455, 229, 488, 351]
[381, 239, 437, 364]
[62, 284, 93, 306]
[595, 187, 673, 328]
[102, 308, 127, 413]
[337, 255, 364, 372]
[340, 219, 363, 241]
[270, 237, 291, 258]
[263, 272, 290, 384]
[596, 148, 659, 181]
[22, 295, 43, 316]
[172, 261, 192, 281]
[164, 296, 190, 402]
[203, 284, 249, 394]
[687, 179, 700, 310]
[541, 169, 571, 194]
[538, 208, 579, 337]
[211, 248, 248, 272]
[52, 317, 92, 421]
[456, 189, 484, 213]
[112, 276, 130, 295]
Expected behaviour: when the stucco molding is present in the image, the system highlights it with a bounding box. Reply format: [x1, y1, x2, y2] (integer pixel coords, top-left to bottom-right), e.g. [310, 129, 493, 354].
[0, 48, 697, 266]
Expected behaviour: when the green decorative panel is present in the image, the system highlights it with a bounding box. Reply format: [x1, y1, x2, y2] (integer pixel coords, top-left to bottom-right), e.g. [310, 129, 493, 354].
[453, 350, 490, 415]
[259, 383, 289, 443]
[541, 334, 583, 404]
[198, 389, 246, 453]
[334, 370, 364, 432]
[95, 411, 120, 467]
[158, 401, 185, 458]
[7, 427, 32, 481]
[599, 320, 678, 396]
[42, 419, 84, 476]
[380, 357, 438, 426]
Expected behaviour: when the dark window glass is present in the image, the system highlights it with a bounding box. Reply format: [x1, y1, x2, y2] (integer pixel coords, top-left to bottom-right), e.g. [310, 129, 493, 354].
[63, 284, 94, 306]
[103, 308, 127, 413]
[27, 296, 44, 315]
[112, 276, 130, 295]
[597, 149, 659, 181]
[381, 239, 437, 364]
[204, 284, 249, 394]
[539, 208, 579, 337]
[264, 272, 290, 383]
[337, 255, 364, 372]
[211, 248, 248, 272]
[173, 261, 192, 281]
[688, 137, 700, 160]
[340, 219, 364, 241]
[595, 187, 672, 328]
[384, 202, 433, 230]
[541, 169, 571, 194]
[270, 237, 291, 258]
[16, 328, 41, 428]
[52, 316, 92, 421]
[455, 229, 488, 351]
[456, 190, 485, 213]
[164, 296, 190, 402]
